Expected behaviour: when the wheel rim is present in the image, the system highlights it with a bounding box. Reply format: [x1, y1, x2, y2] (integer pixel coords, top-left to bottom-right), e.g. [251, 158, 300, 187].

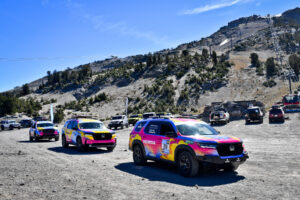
[134, 147, 142, 162]
[179, 154, 191, 173]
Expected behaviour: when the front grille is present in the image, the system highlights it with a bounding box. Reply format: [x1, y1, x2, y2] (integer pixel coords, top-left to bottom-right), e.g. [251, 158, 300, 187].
[43, 129, 55, 135]
[217, 143, 243, 156]
[93, 133, 112, 140]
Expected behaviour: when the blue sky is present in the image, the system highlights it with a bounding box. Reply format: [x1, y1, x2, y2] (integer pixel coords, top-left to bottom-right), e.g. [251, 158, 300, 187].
[0, 0, 299, 92]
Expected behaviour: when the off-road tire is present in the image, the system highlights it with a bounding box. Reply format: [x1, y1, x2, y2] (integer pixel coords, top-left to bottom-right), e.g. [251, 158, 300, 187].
[126, 124, 129, 128]
[1, 126, 4, 130]
[76, 137, 86, 152]
[34, 134, 39, 142]
[177, 151, 199, 177]
[107, 146, 116, 152]
[121, 124, 124, 129]
[62, 135, 69, 148]
[29, 133, 33, 142]
[55, 136, 59, 141]
[9, 126, 13, 130]
[133, 144, 147, 165]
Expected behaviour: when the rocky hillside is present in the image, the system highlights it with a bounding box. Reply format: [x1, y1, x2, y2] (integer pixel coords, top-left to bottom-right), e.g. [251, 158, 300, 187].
[3, 7, 300, 121]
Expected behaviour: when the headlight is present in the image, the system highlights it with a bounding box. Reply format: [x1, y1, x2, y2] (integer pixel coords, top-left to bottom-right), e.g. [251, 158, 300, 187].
[198, 143, 217, 149]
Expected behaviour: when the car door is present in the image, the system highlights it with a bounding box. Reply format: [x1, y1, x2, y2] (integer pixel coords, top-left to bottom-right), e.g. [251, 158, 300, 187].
[143, 121, 161, 158]
[65, 120, 74, 142]
[155, 121, 177, 161]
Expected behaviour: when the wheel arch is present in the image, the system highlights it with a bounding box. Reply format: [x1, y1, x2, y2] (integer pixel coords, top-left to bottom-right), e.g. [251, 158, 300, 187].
[132, 140, 146, 155]
[175, 145, 197, 162]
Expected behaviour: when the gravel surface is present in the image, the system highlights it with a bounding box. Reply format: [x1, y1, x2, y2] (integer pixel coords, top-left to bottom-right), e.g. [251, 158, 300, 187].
[0, 114, 299, 200]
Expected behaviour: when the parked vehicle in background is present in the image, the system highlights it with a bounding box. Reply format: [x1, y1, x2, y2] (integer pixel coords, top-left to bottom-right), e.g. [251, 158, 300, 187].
[61, 118, 116, 152]
[156, 112, 173, 118]
[108, 115, 129, 129]
[209, 108, 230, 125]
[32, 116, 48, 122]
[19, 119, 32, 128]
[269, 106, 285, 123]
[1, 120, 21, 130]
[282, 94, 300, 110]
[142, 112, 156, 119]
[245, 106, 264, 124]
[128, 114, 142, 126]
[129, 118, 248, 177]
[29, 121, 59, 141]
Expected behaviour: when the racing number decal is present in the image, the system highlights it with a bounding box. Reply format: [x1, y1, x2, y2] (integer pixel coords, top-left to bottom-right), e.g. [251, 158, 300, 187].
[162, 139, 170, 154]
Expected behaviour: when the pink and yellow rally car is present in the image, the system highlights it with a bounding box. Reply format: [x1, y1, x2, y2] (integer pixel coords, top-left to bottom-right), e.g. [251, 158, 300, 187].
[61, 118, 116, 152]
[29, 121, 59, 142]
[129, 118, 248, 177]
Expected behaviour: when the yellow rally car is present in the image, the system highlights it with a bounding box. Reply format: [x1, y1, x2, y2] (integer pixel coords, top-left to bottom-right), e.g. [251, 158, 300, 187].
[128, 114, 142, 126]
[61, 118, 116, 152]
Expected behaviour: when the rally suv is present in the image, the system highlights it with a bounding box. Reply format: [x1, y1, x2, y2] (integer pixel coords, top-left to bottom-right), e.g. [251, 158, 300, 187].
[29, 121, 59, 141]
[61, 118, 116, 152]
[129, 118, 248, 177]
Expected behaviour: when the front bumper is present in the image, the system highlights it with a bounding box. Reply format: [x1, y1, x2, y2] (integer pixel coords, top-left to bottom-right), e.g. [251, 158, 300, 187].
[210, 118, 227, 122]
[37, 134, 59, 139]
[197, 153, 249, 165]
[85, 138, 117, 148]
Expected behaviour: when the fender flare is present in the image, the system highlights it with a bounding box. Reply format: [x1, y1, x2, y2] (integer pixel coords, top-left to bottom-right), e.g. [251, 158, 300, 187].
[174, 145, 197, 161]
[132, 140, 146, 155]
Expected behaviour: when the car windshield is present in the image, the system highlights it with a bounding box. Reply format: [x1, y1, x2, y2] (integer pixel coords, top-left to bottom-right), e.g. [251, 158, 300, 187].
[270, 109, 283, 114]
[79, 122, 104, 129]
[248, 109, 259, 113]
[112, 116, 123, 120]
[37, 123, 53, 127]
[9, 121, 16, 123]
[176, 123, 219, 136]
[130, 114, 139, 118]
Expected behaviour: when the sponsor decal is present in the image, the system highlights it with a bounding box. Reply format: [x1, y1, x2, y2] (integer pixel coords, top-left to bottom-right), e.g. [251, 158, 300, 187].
[162, 139, 170, 154]
[143, 140, 156, 145]
[185, 140, 194, 144]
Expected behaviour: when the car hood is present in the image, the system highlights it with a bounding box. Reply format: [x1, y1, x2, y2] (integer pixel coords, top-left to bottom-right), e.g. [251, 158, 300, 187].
[37, 127, 58, 131]
[80, 128, 113, 134]
[181, 134, 242, 143]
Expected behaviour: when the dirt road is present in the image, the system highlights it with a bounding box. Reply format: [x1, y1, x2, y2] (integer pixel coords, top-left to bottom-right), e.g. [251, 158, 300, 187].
[0, 114, 299, 200]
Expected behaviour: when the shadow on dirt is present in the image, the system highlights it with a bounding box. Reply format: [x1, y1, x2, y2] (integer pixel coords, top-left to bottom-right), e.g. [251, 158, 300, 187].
[115, 162, 245, 187]
[47, 146, 110, 155]
[18, 140, 56, 143]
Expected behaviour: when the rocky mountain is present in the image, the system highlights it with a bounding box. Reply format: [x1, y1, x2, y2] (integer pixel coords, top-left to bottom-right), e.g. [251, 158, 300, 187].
[3, 7, 300, 120]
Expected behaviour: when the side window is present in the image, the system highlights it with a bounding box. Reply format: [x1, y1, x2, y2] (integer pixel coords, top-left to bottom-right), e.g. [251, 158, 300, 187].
[134, 121, 146, 132]
[72, 121, 78, 129]
[160, 122, 176, 136]
[67, 121, 74, 129]
[144, 122, 161, 135]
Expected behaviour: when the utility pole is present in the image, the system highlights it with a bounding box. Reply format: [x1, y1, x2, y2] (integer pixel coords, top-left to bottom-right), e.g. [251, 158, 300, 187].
[268, 14, 297, 94]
